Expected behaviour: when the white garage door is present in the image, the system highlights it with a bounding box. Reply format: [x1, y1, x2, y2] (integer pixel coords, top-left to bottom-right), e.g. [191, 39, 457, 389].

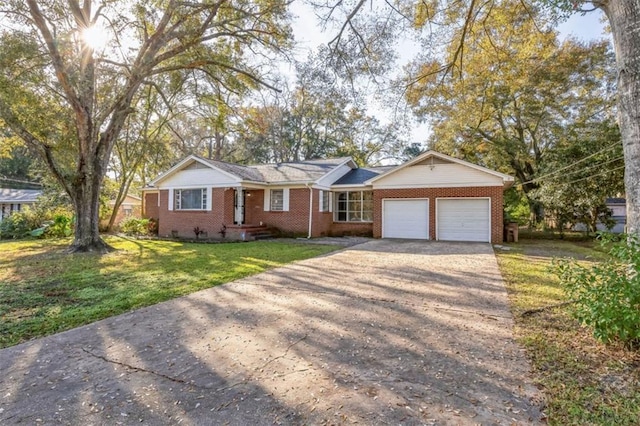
[437, 199, 490, 242]
[383, 199, 429, 239]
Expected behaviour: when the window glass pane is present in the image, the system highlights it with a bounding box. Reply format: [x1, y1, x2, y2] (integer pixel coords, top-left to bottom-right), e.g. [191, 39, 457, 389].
[349, 192, 360, 201]
[361, 210, 373, 222]
[175, 189, 205, 210]
[335, 192, 347, 221]
[363, 191, 373, 201]
[322, 191, 330, 212]
[348, 211, 361, 221]
[271, 189, 284, 211]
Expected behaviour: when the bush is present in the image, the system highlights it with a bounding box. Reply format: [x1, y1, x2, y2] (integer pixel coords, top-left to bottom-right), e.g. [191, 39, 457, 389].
[0, 207, 74, 240]
[0, 209, 41, 239]
[45, 214, 73, 238]
[120, 217, 151, 237]
[555, 234, 640, 347]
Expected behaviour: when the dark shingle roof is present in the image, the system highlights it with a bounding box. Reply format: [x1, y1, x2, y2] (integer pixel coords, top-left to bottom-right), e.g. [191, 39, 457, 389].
[332, 167, 394, 185]
[0, 188, 42, 203]
[201, 157, 351, 183]
[250, 158, 351, 183]
[200, 159, 264, 181]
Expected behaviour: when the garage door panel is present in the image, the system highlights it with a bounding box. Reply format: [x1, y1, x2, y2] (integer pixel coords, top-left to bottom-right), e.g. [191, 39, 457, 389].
[437, 199, 490, 242]
[383, 199, 429, 239]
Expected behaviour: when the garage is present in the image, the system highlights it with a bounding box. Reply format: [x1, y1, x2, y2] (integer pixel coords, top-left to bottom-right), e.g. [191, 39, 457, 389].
[382, 199, 429, 239]
[437, 198, 490, 242]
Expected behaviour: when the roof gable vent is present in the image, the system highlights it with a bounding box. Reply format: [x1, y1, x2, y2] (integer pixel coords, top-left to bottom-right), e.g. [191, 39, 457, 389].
[412, 156, 453, 167]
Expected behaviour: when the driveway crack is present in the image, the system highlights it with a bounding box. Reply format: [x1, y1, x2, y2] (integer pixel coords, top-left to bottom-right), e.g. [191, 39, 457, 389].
[82, 347, 192, 387]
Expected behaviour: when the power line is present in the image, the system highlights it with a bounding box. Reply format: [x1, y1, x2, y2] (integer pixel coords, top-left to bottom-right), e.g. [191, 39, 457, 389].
[517, 142, 620, 187]
[559, 165, 625, 186]
[539, 155, 624, 182]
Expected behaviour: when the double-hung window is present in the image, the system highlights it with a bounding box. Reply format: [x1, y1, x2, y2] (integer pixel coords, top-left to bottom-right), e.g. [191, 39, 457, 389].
[270, 189, 284, 211]
[174, 188, 206, 210]
[334, 191, 373, 222]
[320, 190, 331, 212]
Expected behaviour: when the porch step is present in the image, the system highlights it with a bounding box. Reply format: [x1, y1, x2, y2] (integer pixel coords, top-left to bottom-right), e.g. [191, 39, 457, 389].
[251, 230, 274, 240]
[225, 224, 274, 241]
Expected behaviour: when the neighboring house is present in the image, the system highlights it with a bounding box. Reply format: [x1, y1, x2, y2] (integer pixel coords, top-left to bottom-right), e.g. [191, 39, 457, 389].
[0, 188, 42, 223]
[141, 150, 514, 243]
[604, 197, 626, 233]
[572, 197, 627, 234]
[103, 194, 142, 228]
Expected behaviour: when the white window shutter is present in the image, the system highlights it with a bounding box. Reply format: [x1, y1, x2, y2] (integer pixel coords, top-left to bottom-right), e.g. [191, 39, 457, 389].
[168, 189, 174, 211]
[319, 190, 324, 212]
[329, 192, 333, 212]
[283, 188, 290, 211]
[206, 187, 212, 211]
[263, 189, 271, 211]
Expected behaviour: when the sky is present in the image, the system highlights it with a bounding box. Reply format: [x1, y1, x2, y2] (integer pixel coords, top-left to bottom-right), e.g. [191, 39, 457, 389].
[557, 9, 609, 41]
[287, 4, 610, 146]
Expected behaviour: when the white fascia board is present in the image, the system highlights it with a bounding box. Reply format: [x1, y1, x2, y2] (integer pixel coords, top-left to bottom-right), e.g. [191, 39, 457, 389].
[239, 181, 268, 189]
[314, 157, 357, 186]
[372, 182, 505, 189]
[329, 184, 373, 191]
[264, 181, 315, 187]
[148, 155, 242, 186]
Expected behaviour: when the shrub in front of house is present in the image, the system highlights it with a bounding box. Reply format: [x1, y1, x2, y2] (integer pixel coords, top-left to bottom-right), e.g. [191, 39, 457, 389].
[120, 217, 151, 237]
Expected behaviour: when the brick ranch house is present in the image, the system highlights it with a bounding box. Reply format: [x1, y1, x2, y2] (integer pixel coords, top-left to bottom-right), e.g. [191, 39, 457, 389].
[141, 150, 514, 243]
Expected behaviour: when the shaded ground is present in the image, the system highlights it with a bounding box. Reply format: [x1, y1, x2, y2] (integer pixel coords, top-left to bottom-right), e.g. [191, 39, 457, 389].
[0, 240, 543, 425]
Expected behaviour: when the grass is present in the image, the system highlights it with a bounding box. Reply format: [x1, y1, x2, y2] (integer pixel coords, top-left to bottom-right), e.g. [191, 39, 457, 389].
[0, 236, 338, 349]
[495, 239, 640, 425]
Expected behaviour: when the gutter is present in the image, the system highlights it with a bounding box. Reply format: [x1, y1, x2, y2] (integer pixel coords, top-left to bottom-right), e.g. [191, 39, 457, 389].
[306, 183, 313, 239]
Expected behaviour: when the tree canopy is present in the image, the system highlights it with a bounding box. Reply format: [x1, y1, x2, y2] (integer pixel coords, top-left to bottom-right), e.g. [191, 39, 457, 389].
[316, 0, 640, 235]
[0, 0, 291, 251]
[404, 2, 618, 224]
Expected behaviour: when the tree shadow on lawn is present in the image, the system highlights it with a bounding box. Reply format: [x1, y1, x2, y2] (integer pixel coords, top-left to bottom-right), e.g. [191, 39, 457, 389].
[0, 240, 545, 424]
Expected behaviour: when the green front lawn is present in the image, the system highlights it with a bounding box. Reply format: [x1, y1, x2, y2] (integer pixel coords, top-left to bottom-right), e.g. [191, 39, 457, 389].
[0, 237, 338, 349]
[496, 239, 640, 425]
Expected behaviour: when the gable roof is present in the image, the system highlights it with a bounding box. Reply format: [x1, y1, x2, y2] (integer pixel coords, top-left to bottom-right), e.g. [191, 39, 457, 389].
[365, 150, 514, 186]
[333, 166, 394, 185]
[0, 188, 42, 203]
[250, 158, 352, 184]
[147, 155, 354, 187]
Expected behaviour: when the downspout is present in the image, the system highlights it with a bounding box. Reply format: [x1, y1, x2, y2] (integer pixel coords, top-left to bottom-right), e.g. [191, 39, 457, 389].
[306, 183, 313, 239]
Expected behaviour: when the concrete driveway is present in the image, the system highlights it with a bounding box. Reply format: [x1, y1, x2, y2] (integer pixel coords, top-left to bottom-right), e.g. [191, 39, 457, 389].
[0, 240, 543, 425]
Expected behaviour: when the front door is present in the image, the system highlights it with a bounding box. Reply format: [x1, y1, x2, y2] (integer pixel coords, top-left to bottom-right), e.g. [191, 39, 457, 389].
[234, 189, 245, 225]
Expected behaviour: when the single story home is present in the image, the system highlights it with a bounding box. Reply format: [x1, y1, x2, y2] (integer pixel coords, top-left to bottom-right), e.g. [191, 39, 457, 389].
[102, 194, 143, 228]
[141, 150, 514, 243]
[0, 188, 42, 223]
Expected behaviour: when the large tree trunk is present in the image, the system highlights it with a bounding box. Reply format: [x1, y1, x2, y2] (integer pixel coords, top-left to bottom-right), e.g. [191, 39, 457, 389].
[602, 0, 640, 236]
[69, 155, 113, 253]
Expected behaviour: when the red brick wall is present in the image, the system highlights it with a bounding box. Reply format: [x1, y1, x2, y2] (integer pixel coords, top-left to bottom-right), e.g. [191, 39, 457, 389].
[107, 204, 142, 228]
[157, 188, 229, 238]
[250, 188, 313, 236]
[143, 192, 159, 220]
[311, 189, 335, 237]
[329, 221, 373, 237]
[373, 186, 504, 243]
[149, 186, 503, 241]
